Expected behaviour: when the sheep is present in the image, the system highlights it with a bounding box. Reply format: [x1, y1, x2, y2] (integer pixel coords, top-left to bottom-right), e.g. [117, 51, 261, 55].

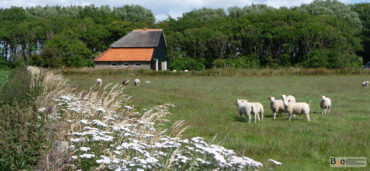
[281, 94, 296, 103]
[145, 80, 151, 84]
[122, 80, 130, 86]
[320, 96, 332, 114]
[184, 70, 189, 72]
[245, 100, 264, 121]
[282, 99, 311, 121]
[172, 70, 177, 72]
[235, 99, 252, 123]
[96, 78, 102, 87]
[269, 97, 288, 119]
[134, 79, 140, 86]
[362, 81, 369, 87]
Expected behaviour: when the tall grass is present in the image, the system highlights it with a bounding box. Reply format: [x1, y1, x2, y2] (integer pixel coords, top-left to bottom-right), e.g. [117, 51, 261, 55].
[0, 67, 45, 170]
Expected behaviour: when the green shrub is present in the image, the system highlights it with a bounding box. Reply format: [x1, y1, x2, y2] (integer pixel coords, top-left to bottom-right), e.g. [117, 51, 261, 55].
[213, 59, 226, 68]
[170, 57, 205, 71]
[0, 67, 45, 170]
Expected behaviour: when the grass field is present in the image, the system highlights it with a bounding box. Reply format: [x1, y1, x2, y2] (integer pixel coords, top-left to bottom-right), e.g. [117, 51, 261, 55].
[64, 72, 370, 170]
[0, 70, 11, 91]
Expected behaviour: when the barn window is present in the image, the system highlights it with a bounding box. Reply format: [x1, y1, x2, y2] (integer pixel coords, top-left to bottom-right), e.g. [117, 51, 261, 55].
[135, 63, 141, 67]
[111, 63, 117, 67]
[123, 63, 128, 67]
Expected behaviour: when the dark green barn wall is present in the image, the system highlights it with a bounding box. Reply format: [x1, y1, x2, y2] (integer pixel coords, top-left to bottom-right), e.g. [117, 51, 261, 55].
[151, 33, 168, 70]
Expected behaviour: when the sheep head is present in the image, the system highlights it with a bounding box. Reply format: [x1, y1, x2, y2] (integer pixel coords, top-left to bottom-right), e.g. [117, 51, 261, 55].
[269, 97, 276, 103]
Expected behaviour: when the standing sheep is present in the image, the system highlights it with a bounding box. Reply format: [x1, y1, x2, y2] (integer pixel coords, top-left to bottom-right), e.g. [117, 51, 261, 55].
[235, 99, 253, 123]
[246, 100, 264, 121]
[281, 95, 296, 103]
[320, 96, 332, 114]
[134, 79, 140, 86]
[282, 99, 311, 121]
[96, 78, 102, 87]
[362, 81, 369, 87]
[269, 97, 288, 119]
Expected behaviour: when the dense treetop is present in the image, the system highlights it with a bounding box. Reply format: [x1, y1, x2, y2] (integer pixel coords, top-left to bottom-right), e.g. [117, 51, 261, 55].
[0, 0, 368, 69]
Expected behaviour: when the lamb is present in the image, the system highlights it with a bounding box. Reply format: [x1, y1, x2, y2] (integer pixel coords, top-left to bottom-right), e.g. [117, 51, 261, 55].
[235, 99, 252, 123]
[320, 96, 332, 114]
[362, 81, 369, 87]
[134, 79, 140, 86]
[281, 94, 296, 103]
[282, 99, 311, 121]
[246, 100, 264, 121]
[122, 80, 130, 86]
[269, 97, 288, 119]
[96, 78, 102, 87]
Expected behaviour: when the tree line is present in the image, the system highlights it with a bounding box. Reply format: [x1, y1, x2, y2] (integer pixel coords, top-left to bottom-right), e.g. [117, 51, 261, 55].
[0, 0, 369, 69]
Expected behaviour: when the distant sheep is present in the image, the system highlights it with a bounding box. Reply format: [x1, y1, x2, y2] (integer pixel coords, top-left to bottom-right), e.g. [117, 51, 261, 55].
[269, 97, 288, 119]
[96, 78, 102, 87]
[134, 79, 140, 86]
[184, 70, 189, 72]
[320, 96, 332, 114]
[172, 70, 177, 72]
[235, 99, 252, 123]
[281, 94, 296, 103]
[122, 80, 130, 86]
[283, 99, 311, 121]
[145, 80, 151, 84]
[246, 100, 264, 121]
[362, 81, 369, 87]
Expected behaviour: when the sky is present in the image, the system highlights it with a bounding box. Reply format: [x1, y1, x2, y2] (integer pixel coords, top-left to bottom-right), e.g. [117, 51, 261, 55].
[0, 0, 368, 21]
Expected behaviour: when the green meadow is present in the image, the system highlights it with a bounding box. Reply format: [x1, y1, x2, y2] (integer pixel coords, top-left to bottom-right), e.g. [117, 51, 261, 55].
[64, 72, 370, 170]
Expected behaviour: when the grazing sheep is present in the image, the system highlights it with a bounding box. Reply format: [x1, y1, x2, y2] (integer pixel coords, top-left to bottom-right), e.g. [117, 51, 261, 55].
[145, 80, 151, 84]
[134, 79, 140, 86]
[96, 78, 102, 87]
[269, 97, 288, 119]
[235, 99, 252, 123]
[172, 70, 177, 72]
[362, 81, 369, 87]
[122, 80, 130, 86]
[282, 99, 311, 121]
[184, 70, 189, 72]
[320, 96, 332, 114]
[281, 94, 296, 103]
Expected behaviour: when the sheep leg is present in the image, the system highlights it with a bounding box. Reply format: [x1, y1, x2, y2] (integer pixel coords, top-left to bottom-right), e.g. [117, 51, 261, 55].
[273, 112, 277, 120]
[254, 113, 257, 123]
[293, 114, 296, 119]
[239, 112, 243, 121]
[321, 108, 324, 114]
[257, 112, 261, 121]
[306, 113, 311, 121]
[261, 112, 264, 121]
[328, 107, 331, 114]
[247, 112, 251, 123]
[288, 113, 292, 121]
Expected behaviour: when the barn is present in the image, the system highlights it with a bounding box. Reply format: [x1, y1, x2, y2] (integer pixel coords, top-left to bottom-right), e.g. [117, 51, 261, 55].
[94, 29, 168, 71]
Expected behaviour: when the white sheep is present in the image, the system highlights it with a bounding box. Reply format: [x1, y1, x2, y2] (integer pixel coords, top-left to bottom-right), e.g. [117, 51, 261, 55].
[246, 100, 264, 121]
[184, 70, 189, 72]
[134, 79, 140, 86]
[362, 81, 369, 87]
[281, 94, 296, 103]
[282, 99, 311, 121]
[320, 96, 332, 114]
[269, 97, 288, 119]
[145, 80, 151, 84]
[172, 70, 177, 72]
[235, 99, 252, 123]
[96, 78, 102, 87]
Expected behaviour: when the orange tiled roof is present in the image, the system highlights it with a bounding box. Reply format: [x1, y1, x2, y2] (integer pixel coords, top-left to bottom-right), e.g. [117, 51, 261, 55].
[94, 48, 154, 62]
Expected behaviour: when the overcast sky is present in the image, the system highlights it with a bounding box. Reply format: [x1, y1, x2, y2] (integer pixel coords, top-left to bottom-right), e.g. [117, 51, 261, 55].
[0, 0, 368, 21]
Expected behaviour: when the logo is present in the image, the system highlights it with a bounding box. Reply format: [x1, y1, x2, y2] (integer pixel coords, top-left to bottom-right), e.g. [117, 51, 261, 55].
[330, 157, 367, 168]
